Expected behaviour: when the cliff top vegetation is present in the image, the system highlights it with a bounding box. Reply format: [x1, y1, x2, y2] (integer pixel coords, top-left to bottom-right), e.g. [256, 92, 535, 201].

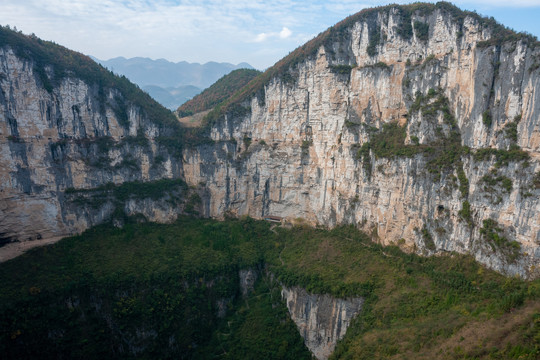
[177, 68, 261, 117]
[197, 1, 538, 133]
[0, 25, 178, 131]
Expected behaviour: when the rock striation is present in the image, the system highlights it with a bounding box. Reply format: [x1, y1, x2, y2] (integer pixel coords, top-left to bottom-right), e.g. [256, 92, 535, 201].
[183, 3, 540, 278]
[0, 35, 192, 251]
[282, 286, 363, 360]
[0, 3, 539, 279]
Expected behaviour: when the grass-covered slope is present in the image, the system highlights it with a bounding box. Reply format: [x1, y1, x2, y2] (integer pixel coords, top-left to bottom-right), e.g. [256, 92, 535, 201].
[0, 217, 538, 359]
[177, 68, 261, 117]
[0, 25, 178, 130]
[274, 225, 539, 359]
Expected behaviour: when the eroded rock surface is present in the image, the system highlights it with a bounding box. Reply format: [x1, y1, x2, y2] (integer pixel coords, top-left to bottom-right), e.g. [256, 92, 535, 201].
[183, 5, 540, 278]
[282, 286, 363, 360]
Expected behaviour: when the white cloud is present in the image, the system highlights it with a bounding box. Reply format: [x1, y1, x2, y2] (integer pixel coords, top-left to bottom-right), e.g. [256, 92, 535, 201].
[279, 27, 292, 39]
[0, 0, 539, 69]
[254, 33, 270, 42]
[254, 26, 292, 42]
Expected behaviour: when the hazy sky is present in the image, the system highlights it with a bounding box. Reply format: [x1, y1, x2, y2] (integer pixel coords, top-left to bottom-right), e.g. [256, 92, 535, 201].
[1, 1, 540, 69]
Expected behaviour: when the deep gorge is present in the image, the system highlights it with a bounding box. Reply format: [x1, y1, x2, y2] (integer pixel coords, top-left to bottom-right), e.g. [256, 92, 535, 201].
[0, 2, 539, 359]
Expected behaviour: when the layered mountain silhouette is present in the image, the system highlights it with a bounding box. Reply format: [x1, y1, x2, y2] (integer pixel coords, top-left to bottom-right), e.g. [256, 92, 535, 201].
[93, 56, 254, 109]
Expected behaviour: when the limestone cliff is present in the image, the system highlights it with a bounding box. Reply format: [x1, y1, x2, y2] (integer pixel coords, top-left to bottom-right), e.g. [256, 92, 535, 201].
[183, 3, 540, 278]
[0, 29, 193, 250]
[282, 286, 363, 360]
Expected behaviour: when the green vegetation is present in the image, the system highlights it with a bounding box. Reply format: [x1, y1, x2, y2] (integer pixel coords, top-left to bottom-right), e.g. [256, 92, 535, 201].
[458, 200, 473, 226]
[329, 64, 356, 75]
[474, 145, 529, 168]
[301, 140, 312, 156]
[177, 69, 261, 116]
[363, 61, 391, 71]
[481, 172, 513, 193]
[356, 89, 466, 182]
[397, 9, 413, 40]
[482, 110, 492, 127]
[0, 26, 178, 132]
[424, 53, 436, 63]
[367, 26, 381, 57]
[0, 217, 538, 359]
[243, 134, 252, 149]
[191, 2, 538, 146]
[421, 225, 436, 250]
[184, 192, 202, 215]
[500, 113, 521, 142]
[65, 178, 188, 210]
[534, 171, 540, 189]
[414, 20, 430, 41]
[457, 167, 469, 198]
[357, 122, 423, 160]
[274, 225, 538, 359]
[480, 219, 521, 262]
[200, 279, 312, 359]
[0, 217, 310, 359]
[7, 135, 23, 142]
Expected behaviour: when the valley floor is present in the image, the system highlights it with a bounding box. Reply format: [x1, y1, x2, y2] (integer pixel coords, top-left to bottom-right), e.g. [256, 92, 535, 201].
[0, 216, 538, 359]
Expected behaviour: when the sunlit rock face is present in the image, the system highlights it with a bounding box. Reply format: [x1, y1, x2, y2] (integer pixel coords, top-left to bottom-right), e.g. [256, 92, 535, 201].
[1, 5, 539, 277]
[183, 5, 540, 278]
[0, 47, 186, 247]
[282, 286, 363, 360]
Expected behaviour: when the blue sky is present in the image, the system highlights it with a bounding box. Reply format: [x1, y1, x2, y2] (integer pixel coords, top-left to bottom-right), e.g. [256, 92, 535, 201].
[1, 1, 540, 69]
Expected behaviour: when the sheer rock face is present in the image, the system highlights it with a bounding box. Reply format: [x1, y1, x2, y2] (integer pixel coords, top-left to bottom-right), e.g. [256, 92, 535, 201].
[183, 7, 540, 278]
[0, 48, 184, 246]
[1, 6, 539, 277]
[282, 286, 363, 360]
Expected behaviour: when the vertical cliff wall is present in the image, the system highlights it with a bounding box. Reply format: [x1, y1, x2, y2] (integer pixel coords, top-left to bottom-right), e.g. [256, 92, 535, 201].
[0, 35, 191, 252]
[183, 4, 540, 278]
[282, 286, 363, 360]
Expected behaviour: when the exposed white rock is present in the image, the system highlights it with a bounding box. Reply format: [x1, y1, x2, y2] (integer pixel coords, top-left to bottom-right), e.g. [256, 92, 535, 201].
[282, 286, 363, 360]
[0, 47, 185, 252]
[183, 7, 540, 278]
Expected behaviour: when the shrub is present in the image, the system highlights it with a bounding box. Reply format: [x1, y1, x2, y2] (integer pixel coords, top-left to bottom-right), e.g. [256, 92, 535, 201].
[481, 173, 513, 193]
[457, 167, 469, 198]
[372, 62, 390, 70]
[414, 21, 429, 41]
[329, 64, 356, 75]
[301, 140, 312, 150]
[367, 26, 381, 56]
[397, 10, 413, 40]
[474, 145, 529, 168]
[482, 110, 492, 127]
[534, 171, 540, 189]
[458, 201, 473, 226]
[421, 226, 436, 250]
[480, 219, 521, 261]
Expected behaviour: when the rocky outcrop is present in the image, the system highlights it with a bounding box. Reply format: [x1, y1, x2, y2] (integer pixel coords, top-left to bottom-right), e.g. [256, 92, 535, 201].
[183, 4, 540, 278]
[1, 4, 539, 278]
[0, 44, 190, 250]
[239, 267, 258, 297]
[282, 286, 363, 360]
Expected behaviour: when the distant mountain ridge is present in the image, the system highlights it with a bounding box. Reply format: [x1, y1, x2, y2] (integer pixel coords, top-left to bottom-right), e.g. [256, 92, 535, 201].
[142, 84, 201, 110]
[93, 56, 254, 89]
[92, 56, 254, 109]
